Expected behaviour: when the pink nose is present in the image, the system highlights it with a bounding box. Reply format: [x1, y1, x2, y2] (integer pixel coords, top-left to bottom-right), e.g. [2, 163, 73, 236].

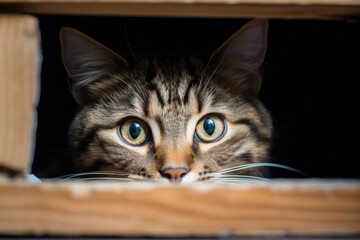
[162, 167, 189, 183]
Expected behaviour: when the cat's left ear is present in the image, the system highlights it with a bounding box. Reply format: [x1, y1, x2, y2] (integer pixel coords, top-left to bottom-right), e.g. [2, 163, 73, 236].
[210, 19, 268, 98]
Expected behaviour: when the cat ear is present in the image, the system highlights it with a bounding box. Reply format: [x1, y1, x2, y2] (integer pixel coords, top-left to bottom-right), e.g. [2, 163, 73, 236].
[210, 19, 268, 98]
[60, 27, 129, 104]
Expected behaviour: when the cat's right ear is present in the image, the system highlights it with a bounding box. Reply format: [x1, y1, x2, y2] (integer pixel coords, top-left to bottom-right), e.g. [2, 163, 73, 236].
[60, 27, 129, 104]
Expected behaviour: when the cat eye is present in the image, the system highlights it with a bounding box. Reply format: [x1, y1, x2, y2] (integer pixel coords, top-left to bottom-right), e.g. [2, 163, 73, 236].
[118, 118, 150, 146]
[195, 114, 226, 142]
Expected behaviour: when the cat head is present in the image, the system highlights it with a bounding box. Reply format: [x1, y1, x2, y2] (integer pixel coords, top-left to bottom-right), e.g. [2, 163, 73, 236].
[60, 19, 272, 184]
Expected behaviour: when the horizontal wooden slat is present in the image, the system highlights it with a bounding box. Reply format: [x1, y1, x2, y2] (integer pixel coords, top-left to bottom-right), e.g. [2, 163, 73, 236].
[0, 0, 359, 5]
[0, 180, 359, 236]
[0, 0, 359, 20]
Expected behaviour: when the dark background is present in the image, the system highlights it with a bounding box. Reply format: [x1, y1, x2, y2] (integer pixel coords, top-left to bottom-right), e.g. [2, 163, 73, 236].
[32, 16, 360, 178]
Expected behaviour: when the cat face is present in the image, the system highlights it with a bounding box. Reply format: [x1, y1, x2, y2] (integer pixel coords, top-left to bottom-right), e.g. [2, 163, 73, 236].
[60, 19, 272, 184]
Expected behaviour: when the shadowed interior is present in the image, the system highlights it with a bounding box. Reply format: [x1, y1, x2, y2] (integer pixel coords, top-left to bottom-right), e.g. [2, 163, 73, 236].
[33, 16, 360, 179]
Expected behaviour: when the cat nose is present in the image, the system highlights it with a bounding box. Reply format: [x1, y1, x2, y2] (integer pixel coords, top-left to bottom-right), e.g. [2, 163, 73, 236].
[161, 167, 189, 183]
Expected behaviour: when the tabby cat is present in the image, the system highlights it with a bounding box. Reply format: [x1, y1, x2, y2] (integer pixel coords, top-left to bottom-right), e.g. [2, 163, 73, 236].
[60, 19, 272, 184]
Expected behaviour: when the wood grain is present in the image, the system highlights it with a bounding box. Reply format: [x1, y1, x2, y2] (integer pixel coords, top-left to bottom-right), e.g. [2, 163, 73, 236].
[0, 15, 40, 176]
[0, 0, 359, 5]
[0, 180, 359, 236]
[0, 0, 359, 20]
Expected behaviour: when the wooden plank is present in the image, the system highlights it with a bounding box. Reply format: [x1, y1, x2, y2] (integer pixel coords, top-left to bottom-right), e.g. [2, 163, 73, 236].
[0, 1, 359, 20]
[0, 15, 40, 176]
[0, 180, 359, 236]
[0, 0, 359, 5]
[0, 15, 40, 177]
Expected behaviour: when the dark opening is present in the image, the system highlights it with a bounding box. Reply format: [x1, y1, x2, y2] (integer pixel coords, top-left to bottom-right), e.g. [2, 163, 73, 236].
[32, 16, 360, 179]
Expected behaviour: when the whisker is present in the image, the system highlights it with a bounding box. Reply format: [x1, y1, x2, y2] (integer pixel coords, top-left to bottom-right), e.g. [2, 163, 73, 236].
[83, 180, 130, 184]
[113, 75, 145, 104]
[219, 163, 307, 176]
[213, 175, 270, 181]
[66, 177, 132, 183]
[213, 179, 261, 184]
[199, 51, 227, 97]
[58, 172, 128, 178]
[214, 178, 266, 182]
[56, 172, 129, 181]
[197, 55, 211, 95]
[198, 41, 233, 97]
[123, 19, 137, 60]
[215, 177, 265, 182]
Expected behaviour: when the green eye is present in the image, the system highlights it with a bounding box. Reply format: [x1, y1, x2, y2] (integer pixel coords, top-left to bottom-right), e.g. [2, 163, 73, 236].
[118, 118, 150, 146]
[195, 114, 226, 142]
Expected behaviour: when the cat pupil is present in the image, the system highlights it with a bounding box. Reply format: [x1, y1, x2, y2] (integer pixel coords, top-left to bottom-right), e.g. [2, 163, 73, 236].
[204, 118, 215, 136]
[129, 122, 141, 139]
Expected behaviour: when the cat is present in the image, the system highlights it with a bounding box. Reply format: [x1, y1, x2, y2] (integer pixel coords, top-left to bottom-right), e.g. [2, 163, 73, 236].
[59, 19, 272, 184]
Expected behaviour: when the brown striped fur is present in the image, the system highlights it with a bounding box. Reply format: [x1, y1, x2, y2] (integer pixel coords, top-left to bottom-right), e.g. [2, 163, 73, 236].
[60, 19, 272, 183]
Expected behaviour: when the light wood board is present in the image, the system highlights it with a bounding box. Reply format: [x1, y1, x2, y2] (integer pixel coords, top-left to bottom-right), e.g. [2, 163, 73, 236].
[0, 15, 40, 176]
[0, 0, 359, 4]
[0, 180, 359, 237]
[0, 0, 359, 20]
